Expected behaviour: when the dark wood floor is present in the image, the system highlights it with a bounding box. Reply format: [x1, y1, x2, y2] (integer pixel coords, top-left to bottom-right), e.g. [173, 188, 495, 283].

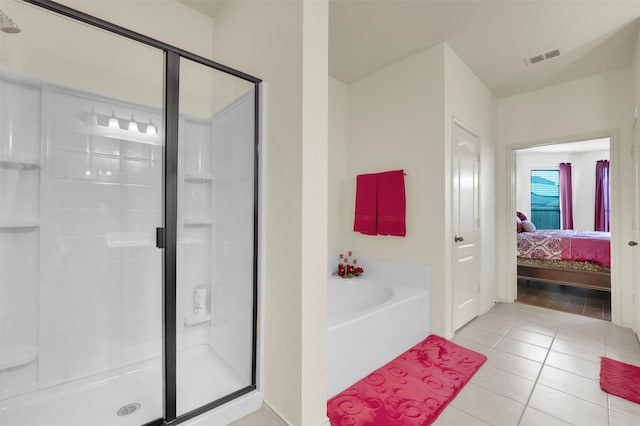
[517, 279, 611, 321]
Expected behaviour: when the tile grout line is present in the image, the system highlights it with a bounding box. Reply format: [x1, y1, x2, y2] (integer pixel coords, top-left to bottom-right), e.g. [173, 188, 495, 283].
[448, 316, 512, 425]
[456, 305, 635, 426]
[515, 313, 560, 426]
[457, 305, 626, 425]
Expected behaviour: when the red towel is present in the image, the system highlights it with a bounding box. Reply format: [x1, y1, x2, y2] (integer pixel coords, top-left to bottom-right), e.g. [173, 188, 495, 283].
[376, 170, 406, 236]
[353, 173, 378, 235]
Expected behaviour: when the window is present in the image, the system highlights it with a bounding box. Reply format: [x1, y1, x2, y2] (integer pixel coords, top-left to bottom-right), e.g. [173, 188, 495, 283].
[530, 169, 560, 229]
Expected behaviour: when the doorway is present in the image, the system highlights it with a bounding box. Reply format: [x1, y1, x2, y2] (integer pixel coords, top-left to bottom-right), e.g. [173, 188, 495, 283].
[512, 137, 613, 320]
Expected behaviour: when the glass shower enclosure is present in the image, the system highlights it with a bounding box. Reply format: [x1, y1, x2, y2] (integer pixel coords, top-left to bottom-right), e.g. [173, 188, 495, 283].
[0, 1, 260, 425]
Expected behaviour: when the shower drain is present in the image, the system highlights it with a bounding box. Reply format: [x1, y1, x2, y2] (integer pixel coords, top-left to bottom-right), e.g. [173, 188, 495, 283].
[117, 402, 141, 416]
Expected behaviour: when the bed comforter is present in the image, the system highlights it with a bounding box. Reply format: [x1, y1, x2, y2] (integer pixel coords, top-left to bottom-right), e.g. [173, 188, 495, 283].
[517, 230, 610, 267]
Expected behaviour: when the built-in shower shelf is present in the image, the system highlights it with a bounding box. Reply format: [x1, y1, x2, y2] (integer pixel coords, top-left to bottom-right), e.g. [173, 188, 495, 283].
[184, 313, 212, 326]
[184, 217, 212, 226]
[184, 173, 213, 183]
[0, 158, 40, 170]
[0, 346, 38, 371]
[0, 220, 39, 229]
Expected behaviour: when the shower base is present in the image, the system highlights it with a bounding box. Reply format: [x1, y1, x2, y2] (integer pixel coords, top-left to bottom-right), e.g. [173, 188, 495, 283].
[0, 345, 246, 426]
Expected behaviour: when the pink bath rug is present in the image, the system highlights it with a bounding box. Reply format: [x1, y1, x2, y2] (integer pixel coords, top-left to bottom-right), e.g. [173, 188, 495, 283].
[327, 334, 487, 426]
[600, 357, 640, 405]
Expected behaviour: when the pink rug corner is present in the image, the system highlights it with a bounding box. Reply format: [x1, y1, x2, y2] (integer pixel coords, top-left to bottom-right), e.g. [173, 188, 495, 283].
[600, 356, 640, 405]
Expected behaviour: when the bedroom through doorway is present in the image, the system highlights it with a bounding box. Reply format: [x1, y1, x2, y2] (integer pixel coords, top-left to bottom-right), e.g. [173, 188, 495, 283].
[513, 137, 612, 320]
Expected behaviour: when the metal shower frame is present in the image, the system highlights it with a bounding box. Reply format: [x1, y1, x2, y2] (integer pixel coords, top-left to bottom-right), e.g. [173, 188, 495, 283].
[20, 1, 262, 425]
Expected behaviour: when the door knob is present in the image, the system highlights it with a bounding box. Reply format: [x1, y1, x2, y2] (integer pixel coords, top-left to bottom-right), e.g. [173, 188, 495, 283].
[454, 236, 464, 243]
[629, 241, 638, 247]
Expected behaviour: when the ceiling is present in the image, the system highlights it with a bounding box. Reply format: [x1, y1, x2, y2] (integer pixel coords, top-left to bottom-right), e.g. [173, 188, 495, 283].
[177, 0, 225, 18]
[329, 0, 640, 98]
[179, 0, 640, 99]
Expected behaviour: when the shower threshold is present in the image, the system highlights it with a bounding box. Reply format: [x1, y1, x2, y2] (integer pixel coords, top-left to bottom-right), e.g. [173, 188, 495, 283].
[0, 345, 245, 426]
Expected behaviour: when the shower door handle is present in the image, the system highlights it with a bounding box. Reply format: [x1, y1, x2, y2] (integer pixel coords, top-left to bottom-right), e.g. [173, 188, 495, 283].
[156, 227, 165, 249]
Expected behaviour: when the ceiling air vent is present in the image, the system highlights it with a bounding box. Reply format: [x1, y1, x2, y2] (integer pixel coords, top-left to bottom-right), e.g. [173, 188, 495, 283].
[529, 55, 545, 64]
[544, 49, 561, 59]
[524, 48, 562, 66]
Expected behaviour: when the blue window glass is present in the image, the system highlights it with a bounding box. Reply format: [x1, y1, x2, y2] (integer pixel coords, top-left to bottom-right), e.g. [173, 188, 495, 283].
[530, 169, 560, 230]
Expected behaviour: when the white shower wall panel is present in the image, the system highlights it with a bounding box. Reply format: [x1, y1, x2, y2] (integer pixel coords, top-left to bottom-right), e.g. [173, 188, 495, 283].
[0, 76, 41, 399]
[183, 119, 213, 176]
[37, 88, 163, 388]
[210, 92, 255, 380]
[38, 258, 162, 386]
[0, 78, 40, 162]
[184, 181, 212, 219]
[0, 168, 39, 220]
[0, 229, 39, 396]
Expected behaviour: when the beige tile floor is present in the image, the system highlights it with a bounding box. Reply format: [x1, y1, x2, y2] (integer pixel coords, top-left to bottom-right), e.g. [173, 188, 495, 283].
[233, 302, 640, 425]
[229, 409, 279, 426]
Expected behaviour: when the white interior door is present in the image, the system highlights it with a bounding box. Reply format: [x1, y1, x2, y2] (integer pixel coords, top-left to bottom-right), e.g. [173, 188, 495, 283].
[633, 110, 640, 340]
[452, 121, 480, 330]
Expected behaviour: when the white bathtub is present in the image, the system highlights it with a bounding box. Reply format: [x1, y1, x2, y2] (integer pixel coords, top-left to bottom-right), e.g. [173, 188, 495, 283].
[326, 276, 429, 398]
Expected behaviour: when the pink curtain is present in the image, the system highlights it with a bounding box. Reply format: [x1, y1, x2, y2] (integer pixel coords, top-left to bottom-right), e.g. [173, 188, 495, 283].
[559, 162, 574, 230]
[594, 160, 610, 232]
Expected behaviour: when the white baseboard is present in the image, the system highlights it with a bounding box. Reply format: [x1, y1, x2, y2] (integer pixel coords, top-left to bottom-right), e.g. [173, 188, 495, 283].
[262, 402, 330, 426]
[262, 402, 290, 426]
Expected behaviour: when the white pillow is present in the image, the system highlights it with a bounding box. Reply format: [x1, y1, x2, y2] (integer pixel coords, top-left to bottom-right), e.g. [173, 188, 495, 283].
[521, 220, 536, 232]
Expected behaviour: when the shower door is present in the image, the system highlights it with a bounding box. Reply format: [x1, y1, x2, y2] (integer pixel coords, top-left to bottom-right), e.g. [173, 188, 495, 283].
[176, 58, 257, 416]
[0, 1, 260, 425]
[0, 1, 165, 425]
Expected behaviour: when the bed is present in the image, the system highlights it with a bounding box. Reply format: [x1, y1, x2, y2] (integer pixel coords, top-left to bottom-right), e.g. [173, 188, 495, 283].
[516, 229, 611, 292]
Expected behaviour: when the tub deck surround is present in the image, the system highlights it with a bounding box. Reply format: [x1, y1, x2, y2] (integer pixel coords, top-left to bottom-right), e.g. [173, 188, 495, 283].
[326, 258, 430, 399]
[328, 256, 429, 291]
[327, 278, 420, 329]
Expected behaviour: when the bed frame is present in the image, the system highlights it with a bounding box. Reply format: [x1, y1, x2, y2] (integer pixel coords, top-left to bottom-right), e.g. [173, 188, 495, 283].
[517, 263, 611, 292]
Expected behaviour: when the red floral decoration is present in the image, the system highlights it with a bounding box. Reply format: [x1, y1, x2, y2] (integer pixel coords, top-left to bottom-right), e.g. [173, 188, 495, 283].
[337, 252, 364, 278]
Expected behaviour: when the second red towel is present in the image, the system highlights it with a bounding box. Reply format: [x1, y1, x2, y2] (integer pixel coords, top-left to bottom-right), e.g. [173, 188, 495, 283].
[376, 169, 406, 236]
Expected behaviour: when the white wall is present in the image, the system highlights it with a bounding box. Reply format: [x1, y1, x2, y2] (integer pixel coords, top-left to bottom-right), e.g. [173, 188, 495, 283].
[300, 2, 328, 424]
[328, 77, 349, 258]
[443, 45, 498, 326]
[208, 1, 329, 425]
[515, 149, 610, 231]
[497, 68, 635, 327]
[344, 44, 446, 330]
[337, 43, 497, 337]
[345, 45, 444, 265]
